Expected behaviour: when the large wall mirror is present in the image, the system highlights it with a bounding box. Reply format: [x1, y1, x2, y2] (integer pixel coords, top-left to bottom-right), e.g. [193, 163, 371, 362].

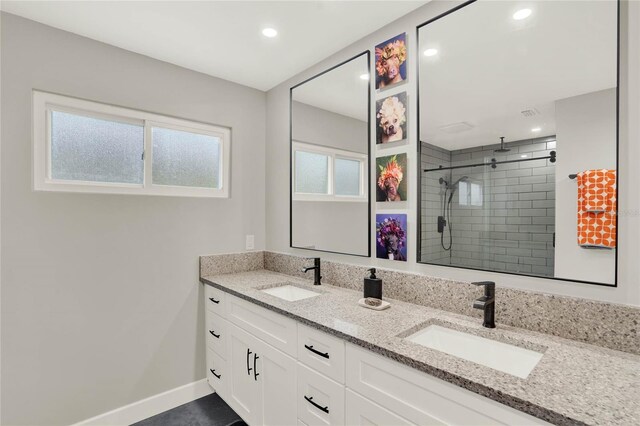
[290, 51, 371, 256]
[417, 0, 619, 285]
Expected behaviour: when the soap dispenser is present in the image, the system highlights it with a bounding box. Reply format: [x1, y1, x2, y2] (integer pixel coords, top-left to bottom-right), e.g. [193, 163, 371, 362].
[364, 268, 382, 300]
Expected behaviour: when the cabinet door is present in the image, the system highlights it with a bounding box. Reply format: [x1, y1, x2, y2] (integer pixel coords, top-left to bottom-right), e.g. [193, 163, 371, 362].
[258, 336, 297, 426]
[345, 389, 414, 426]
[226, 322, 262, 425]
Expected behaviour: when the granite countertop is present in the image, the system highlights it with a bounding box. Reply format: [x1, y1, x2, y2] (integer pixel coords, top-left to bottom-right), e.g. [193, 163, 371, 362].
[200, 270, 639, 426]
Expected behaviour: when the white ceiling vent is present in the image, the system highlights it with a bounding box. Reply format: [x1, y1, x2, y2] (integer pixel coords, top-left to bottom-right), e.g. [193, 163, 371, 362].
[439, 122, 475, 134]
[520, 108, 541, 117]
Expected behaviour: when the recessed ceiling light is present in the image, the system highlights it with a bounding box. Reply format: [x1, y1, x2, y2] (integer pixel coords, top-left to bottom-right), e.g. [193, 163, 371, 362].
[513, 9, 532, 20]
[423, 48, 438, 57]
[262, 28, 278, 38]
[520, 154, 528, 158]
[531, 127, 541, 133]
[359, 73, 370, 80]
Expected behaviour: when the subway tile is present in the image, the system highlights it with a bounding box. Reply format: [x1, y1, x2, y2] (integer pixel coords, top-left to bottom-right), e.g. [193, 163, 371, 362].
[507, 248, 533, 257]
[507, 184, 533, 193]
[532, 200, 555, 209]
[519, 192, 547, 201]
[519, 225, 548, 233]
[532, 183, 555, 192]
[519, 208, 548, 216]
[506, 216, 532, 225]
[532, 166, 556, 176]
[521, 256, 547, 266]
[506, 169, 533, 178]
[506, 201, 532, 209]
[519, 175, 548, 185]
[532, 216, 555, 224]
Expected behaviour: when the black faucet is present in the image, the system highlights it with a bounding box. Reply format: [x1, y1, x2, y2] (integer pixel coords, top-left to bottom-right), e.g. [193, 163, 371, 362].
[472, 281, 495, 328]
[302, 257, 322, 285]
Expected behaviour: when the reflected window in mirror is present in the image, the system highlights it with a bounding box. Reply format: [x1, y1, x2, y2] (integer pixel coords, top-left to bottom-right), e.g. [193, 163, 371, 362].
[417, 0, 619, 286]
[290, 51, 371, 256]
[292, 142, 366, 202]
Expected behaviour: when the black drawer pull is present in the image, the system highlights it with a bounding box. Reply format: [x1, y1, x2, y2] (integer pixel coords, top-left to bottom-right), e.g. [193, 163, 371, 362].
[247, 348, 253, 375]
[253, 354, 260, 381]
[304, 344, 329, 359]
[209, 369, 221, 379]
[209, 330, 220, 338]
[304, 396, 329, 414]
[209, 297, 220, 304]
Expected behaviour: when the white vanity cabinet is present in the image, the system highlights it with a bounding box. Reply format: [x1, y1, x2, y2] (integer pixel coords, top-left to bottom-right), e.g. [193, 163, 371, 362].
[203, 286, 549, 426]
[226, 321, 297, 426]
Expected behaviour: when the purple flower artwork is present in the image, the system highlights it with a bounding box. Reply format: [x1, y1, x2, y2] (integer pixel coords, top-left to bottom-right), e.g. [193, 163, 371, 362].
[376, 214, 407, 261]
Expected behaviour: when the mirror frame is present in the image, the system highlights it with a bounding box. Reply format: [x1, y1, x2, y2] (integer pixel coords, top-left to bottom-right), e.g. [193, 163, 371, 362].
[415, 0, 620, 286]
[289, 50, 372, 257]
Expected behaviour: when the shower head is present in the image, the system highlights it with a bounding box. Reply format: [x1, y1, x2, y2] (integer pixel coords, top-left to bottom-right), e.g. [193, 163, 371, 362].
[439, 177, 449, 187]
[494, 136, 510, 153]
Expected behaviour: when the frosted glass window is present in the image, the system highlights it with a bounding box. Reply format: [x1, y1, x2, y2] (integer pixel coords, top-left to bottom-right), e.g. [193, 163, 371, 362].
[470, 182, 483, 206]
[295, 151, 329, 194]
[50, 111, 144, 184]
[152, 127, 220, 188]
[459, 181, 483, 206]
[335, 158, 361, 196]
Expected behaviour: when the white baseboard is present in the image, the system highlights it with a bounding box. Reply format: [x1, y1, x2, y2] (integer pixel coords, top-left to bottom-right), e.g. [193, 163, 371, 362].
[72, 379, 213, 426]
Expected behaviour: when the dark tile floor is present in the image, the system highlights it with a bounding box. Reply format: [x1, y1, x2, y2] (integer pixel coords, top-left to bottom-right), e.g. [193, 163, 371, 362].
[132, 393, 246, 426]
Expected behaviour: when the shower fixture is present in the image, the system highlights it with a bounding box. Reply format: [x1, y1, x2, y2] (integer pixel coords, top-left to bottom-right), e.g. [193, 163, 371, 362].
[494, 136, 510, 153]
[437, 176, 469, 251]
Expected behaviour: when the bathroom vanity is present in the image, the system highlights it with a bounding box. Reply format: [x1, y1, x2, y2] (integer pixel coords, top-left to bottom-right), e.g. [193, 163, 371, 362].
[200, 266, 639, 426]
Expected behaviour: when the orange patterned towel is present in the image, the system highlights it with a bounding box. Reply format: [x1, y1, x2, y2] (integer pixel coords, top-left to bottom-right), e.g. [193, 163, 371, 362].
[576, 170, 616, 249]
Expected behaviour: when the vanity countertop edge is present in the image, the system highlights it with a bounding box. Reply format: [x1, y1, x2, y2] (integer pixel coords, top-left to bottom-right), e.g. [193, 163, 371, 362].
[200, 269, 639, 426]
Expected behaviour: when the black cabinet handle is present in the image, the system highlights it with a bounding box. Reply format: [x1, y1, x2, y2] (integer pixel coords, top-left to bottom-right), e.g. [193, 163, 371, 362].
[253, 354, 260, 381]
[209, 297, 220, 304]
[304, 396, 329, 414]
[246, 349, 253, 375]
[209, 369, 221, 379]
[304, 344, 330, 359]
[209, 330, 220, 339]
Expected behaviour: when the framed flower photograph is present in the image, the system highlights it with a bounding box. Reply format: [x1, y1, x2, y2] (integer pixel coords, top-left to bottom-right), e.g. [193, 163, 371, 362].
[376, 92, 407, 144]
[375, 33, 407, 90]
[376, 153, 407, 202]
[376, 214, 407, 261]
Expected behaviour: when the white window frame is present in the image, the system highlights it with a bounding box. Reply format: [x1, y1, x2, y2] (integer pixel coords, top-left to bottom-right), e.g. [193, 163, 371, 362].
[32, 90, 231, 198]
[292, 141, 367, 202]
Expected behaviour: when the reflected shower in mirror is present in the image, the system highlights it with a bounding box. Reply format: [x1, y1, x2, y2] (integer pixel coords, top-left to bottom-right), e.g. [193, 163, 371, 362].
[290, 51, 370, 256]
[417, 0, 618, 285]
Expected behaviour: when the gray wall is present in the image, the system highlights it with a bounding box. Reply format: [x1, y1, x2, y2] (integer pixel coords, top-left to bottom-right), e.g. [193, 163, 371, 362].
[266, 0, 640, 306]
[555, 88, 617, 283]
[1, 13, 266, 426]
[292, 101, 367, 154]
[291, 101, 369, 255]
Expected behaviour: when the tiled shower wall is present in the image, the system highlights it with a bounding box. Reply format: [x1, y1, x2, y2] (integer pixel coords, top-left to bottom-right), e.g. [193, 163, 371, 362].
[421, 137, 556, 277]
[420, 143, 450, 264]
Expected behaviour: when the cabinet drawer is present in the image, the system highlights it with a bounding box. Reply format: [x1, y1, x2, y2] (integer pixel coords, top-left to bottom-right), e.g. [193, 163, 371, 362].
[206, 348, 227, 400]
[345, 389, 414, 426]
[226, 294, 297, 357]
[346, 343, 547, 426]
[206, 312, 227, 359]
[205, 285, 225, 316]
[297, 363, 345, 426]
[297, 324, 345, 384]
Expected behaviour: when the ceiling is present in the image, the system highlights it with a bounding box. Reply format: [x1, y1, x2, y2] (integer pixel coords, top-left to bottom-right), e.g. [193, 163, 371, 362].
[1, 0, 427, 91]
[292, 52, 369, 121]
[418, 0, 617, 150]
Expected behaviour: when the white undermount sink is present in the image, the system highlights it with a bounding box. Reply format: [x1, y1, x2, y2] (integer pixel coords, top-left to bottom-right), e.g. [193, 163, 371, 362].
[406, 324, 543, 379]
[261, 284, 321, 302]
